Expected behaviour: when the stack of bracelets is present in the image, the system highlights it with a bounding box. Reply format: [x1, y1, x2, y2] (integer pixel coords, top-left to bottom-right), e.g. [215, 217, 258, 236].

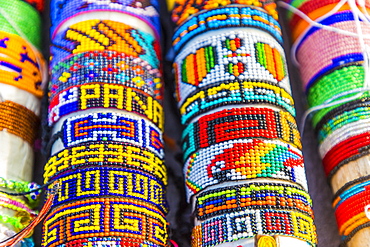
[42, 0, 169, 246]
[0, 0, 44, 246]
[171, 0, 317, 246]
[283, 0, 370, 246]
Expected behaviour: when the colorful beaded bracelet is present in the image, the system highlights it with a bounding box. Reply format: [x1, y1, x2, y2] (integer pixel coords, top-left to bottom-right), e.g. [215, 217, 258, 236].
[50, 19, 160, 69]
[172, 0, 278, 25]
[49, 51, 162, 101]
[191, 208, 317, 247]
[0, 192, 37, 218]
[0, 100, 40, 145]
[174, 30, 291, 106]
[50, 0, 160, 38]
[44, 141, 166, 184]
[194, 182, 313, 221]
[179, 80, 295, 125]
[172, 5, 283, 53]
[22, 0, 44, 12]
[54, 237, 165, 247]
[0, 0, 41, 48]
[50, 112, 163, 157]
[42, 198, 168, 247]
[0, 177, 40, 204]
[184, 138, 307, 200]
[333, 180, 370, 244]
[47, 166, 168, 214]
[48, 83, 163, 130]
[182, 107, 301, 160]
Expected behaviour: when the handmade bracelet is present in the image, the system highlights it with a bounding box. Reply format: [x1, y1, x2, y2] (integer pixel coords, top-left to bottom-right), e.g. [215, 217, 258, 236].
[333, 179, 370, 244]
[49, 51, 162, 101]
[194, 182, 313, 221]
[174, 30, 291, 106]
[173, 6, 282, 53]
[179, 80, 295, 125]
[47, 166, 168, 214]
[42, 198, 168, 247]
[0, 0, 41, 48]
[48, 83, 163, 130]
[44, 141, 166, 184]
[172, 0, 278, 25]
[191, 209, 317, 247]
[51, 112, 163, 157]
[182, 107, 301, 160]
[184, 138, 307, 200]
[50, 0, 160, 38]
[0, 100, 39, 145]
[0, 192, 37, 217]
[0, 177, 40, 203]
[50, 19, 160, 69]
[52, 236, 165, 247]
[0, 214, 29, 231]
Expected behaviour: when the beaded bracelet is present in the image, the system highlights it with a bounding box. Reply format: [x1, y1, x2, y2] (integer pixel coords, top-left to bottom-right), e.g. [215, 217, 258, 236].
[172, 0, 278, 25]
[194, 182, 313, 221]
[50, 0, 160, 38]
[48, 83, 163, 130]
[0, 214, 29, 231]
[51, 112, 163, 157]
[0, 177, 40, 204]
[47, 166, 168, 214]
[333, 180, 370, 244]
[180, 80, 295, 125]
[184, 138, 307, 200]
[42, 198, 168, 247]
[172, 5, 283, 53]
[44, 141, 166, 184]
[174, 30, 291, 106]
[50, 19, 160, 69]
[53, 236, 165, 247]
[49, 51, 162, 101]
[0, 192, 37, 218]
[0, 0, 41, 48]
[182, 107, 301, 160]
[0, 100, 39, 145]
[191, 209, 317, 247]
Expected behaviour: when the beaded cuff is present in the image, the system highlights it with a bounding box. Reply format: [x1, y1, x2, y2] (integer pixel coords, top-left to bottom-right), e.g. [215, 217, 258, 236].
[174, 30, 291, 106]
[50, 0, 160, 38]
[48, 83, 163, 130]
[44, 142, 166, 184]
[179, 80, 295, 125]
[194, 182, 313, 221]
[50, 51, 162, 101]
[182, 107, 301, 160]
[0, 100, 40, 145]
[51, 112, 164, 157]
[172, 0, 278, 25]
[191, 209, 317, 247]
[47, 166, 168, 214]
[184, 139, 307, 200]
[172, 6, 283, 53]
[42, 198, 168, 247]
[50, 19, 161, 69]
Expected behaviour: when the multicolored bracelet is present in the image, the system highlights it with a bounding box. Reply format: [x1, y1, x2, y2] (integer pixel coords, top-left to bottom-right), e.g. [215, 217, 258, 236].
[0, 177, 40, 204]
[48, 83, 163, 130]
[184, 138, 307, 200]
[194, 182, 313, 221]
[333, 179, 370, 244]
[50, 19, 161, 69]
[49, 51, 162, 101]
[0, 100, 40, 145]
[44, 141, 166, 184]
[172, 0, 278, 25]
[182, 107, 301, 160]
[191, 208, 317, 247]
[47, 166, 168, 214]
[51, 112, 163, 157]
[172, 5, 283, 52]
[0, 192, 37, 218]
[42, 198, 168, 247]
[179, 80, 295, 125]
[174, 30, 291, 106]
[50, 0, 160, 38]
